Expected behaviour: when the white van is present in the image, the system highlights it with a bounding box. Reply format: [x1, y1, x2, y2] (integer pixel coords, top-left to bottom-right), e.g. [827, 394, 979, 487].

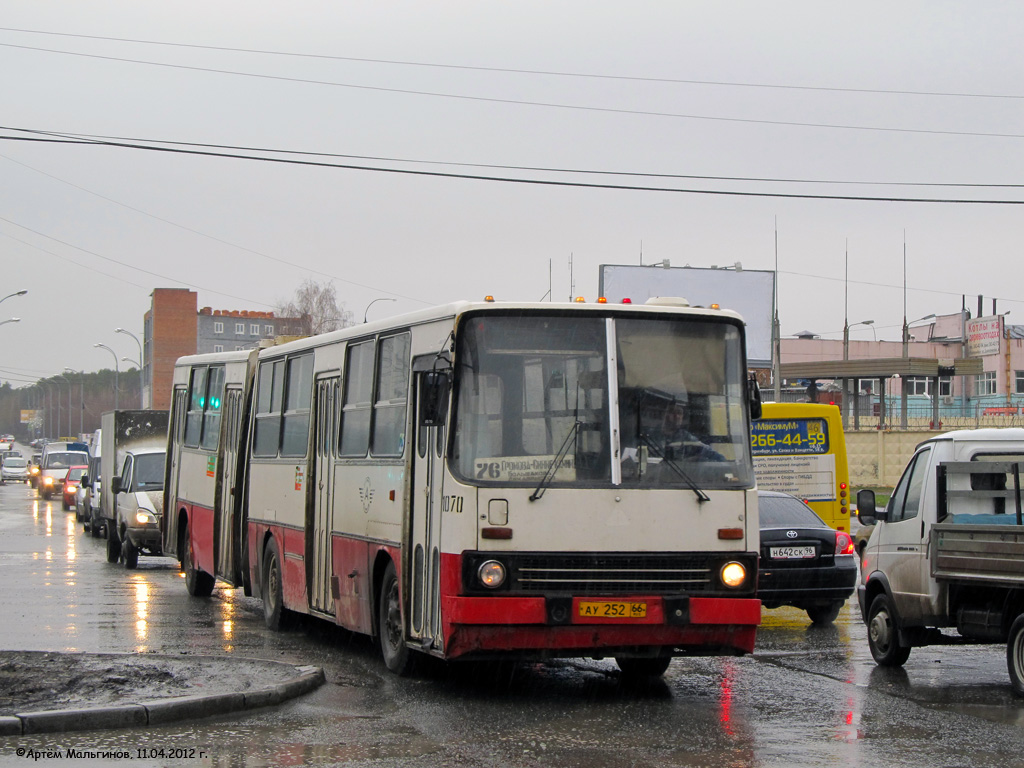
[38, 441, 90, 501]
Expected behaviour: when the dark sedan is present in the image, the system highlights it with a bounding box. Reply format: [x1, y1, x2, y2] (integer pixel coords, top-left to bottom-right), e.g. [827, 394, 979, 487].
[757, 490, 857, 624]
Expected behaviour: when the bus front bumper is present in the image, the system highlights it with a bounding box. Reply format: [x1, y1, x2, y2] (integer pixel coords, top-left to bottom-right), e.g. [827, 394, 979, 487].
[441, 595, 761, 659]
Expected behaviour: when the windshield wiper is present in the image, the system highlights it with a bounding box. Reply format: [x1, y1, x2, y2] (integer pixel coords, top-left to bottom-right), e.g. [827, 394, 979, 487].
[638, 432, 710, 503]
[529, 420, 581, 502]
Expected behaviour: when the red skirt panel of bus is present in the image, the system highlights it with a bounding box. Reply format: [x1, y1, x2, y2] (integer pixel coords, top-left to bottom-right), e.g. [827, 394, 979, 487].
[182, 501, 215, 576]
[248, 523, 308, 614]
[331, 535, 374, 634]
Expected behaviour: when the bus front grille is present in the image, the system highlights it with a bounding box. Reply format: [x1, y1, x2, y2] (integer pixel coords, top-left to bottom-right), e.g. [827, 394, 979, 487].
[511, 554, 716, 595]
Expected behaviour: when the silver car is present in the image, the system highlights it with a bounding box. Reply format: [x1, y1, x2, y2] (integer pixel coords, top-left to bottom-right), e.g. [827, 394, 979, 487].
[1, 456, 29, 483]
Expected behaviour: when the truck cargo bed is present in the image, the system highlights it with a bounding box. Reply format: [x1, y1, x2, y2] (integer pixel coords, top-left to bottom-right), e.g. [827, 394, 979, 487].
[932, 523, 1024, 586]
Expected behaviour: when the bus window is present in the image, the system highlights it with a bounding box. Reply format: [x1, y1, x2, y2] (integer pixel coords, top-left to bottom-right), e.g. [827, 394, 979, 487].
[281, 355, 314, 457]
[253, 359, 285, 457]
[372, 333, 411, 456]
[340, 341, 374, 457]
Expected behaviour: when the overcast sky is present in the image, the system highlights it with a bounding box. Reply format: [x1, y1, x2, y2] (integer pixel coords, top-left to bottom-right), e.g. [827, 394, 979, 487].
[2, 2, 1023, 387]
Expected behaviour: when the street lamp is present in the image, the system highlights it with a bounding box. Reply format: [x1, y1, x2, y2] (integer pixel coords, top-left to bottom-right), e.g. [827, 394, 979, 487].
[0, 289, 27, 308]
[902, 313, 937, 357]
[843, 320, 874, 361]
[115, 327, 144, 408]
[64, 368, 85, 437]
[363, 298, 397, 323]
[94, 343, 120, 411]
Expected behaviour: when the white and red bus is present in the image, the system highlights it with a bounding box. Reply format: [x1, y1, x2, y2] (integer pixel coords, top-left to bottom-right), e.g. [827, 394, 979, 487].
[164, 299, 762, 676]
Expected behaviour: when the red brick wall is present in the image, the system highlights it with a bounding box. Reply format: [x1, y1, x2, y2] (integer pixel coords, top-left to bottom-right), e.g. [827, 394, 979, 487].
[149, 289, 197, 410]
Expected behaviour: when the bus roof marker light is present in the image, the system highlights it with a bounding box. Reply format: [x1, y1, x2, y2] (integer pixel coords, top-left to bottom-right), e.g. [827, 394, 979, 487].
[597, 297, 607, 304]
[484, 296, 495, 302]
[575, 296, 586, 303]
[622, 298, 632, 304]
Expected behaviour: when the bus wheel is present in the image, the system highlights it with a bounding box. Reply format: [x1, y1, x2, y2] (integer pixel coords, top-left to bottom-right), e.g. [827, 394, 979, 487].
[262, 538, 289, 630]
[616, 656, 672, 678]
[1007, 614, 1024, 697]
[122, 537, 139, 570]
[867, 594, 911, 667]
[105, 527, 121, 563]
[378, 561, 414, 675]
[183, 523, 215, 597]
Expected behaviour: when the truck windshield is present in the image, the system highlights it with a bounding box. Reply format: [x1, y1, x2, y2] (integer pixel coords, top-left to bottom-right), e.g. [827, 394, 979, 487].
[133, 453, 166, 491]
[450, 312, 753, 489]
[44, 452, 89, 469]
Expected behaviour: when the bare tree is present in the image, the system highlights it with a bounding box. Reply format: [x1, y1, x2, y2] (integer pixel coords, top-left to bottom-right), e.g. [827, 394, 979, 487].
[277, 279, 353, 336]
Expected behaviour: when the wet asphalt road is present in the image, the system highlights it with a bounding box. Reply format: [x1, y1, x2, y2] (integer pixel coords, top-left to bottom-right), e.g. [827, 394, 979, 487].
[1, 476, 1023, 767]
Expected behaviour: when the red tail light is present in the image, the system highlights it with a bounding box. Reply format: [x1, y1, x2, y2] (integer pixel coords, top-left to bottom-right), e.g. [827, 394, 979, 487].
[835, 530, 855, 556]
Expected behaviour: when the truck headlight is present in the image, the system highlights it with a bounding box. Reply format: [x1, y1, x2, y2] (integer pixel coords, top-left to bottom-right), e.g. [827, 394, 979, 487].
[720, 561, 748, 589]
[135, 511, 157, 525]
[43, 476, 54, 486]
[477, 560, 506, 589]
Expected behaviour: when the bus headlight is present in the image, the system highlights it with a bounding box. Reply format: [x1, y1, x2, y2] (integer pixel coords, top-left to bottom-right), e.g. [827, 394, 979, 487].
[720, 561, 748, 589]
[477, 560, 506, 589]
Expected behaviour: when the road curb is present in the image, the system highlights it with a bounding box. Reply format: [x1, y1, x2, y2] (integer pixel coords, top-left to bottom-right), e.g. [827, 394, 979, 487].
[5, 658, 325, 735]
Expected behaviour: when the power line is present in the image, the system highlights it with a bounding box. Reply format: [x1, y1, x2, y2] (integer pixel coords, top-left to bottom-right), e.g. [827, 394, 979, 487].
[2, 131, 1022, 205]
[6, 127, 1022, 190]
[2, 42, 1021, 140]
[1, 26, 1020, 102]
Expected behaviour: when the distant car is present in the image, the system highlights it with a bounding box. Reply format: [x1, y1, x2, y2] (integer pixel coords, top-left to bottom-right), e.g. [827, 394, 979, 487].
[1, 455, 28, 483]
[757, 490, 858, 625]
[61, 466, 88, 511]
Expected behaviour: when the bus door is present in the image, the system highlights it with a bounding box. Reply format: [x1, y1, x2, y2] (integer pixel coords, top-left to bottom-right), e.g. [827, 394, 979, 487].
[409, 368, 448, 648]
[309, 375, 339, 615]
[215, 387, 243, 583]
[164, 386, 188, 555]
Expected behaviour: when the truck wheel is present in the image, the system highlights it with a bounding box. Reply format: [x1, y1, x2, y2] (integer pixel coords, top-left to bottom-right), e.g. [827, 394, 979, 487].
[122, 537, 139, 569]
[616, 656, 672, 678]
[378, 560, 415, 675]
[262, 537, 290, 630]
[183, 523, 215, 597]
[807, 601, 844, 625]
[1006, 614, 1024, 697]
[105, 527, 121, 563]
[867, 594, 911, 667]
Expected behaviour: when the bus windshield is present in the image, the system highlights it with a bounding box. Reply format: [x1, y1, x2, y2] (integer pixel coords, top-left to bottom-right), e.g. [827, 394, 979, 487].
[451, 312, 753, 489]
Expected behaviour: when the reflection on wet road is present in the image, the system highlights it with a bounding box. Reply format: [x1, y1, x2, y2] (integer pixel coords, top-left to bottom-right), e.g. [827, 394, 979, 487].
[1, 481, 1023, 767]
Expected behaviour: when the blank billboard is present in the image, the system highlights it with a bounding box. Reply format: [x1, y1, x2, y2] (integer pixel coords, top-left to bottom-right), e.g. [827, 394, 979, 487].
[599, 264, 775, 367]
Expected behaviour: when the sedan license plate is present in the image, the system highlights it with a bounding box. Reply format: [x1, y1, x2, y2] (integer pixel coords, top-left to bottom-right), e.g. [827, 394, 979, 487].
[578, 601, 648, 619]
[770, 545, 816, 559]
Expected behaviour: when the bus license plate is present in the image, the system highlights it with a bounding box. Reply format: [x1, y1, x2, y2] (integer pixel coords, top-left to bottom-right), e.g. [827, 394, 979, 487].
[770, 545, 816, 559]
[578, 601, 647, 619]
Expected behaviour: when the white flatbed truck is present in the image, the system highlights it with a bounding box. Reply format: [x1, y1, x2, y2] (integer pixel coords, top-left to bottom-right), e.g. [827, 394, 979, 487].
[856, 428, 1024, 695]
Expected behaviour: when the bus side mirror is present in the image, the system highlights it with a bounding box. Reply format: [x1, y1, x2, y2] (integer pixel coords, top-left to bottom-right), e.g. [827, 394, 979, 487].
[857, 489, 886, 525]
[748, 375, 762, 420]
[420, 370, 451, 427]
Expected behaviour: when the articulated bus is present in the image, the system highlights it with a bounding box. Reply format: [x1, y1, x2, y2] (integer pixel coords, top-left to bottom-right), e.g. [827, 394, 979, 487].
[164, 299, 763, 676]
[751, 402, 851, 531]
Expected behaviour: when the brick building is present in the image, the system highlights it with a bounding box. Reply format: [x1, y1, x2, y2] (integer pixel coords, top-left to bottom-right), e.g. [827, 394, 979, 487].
[143, 289, 301, 410]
